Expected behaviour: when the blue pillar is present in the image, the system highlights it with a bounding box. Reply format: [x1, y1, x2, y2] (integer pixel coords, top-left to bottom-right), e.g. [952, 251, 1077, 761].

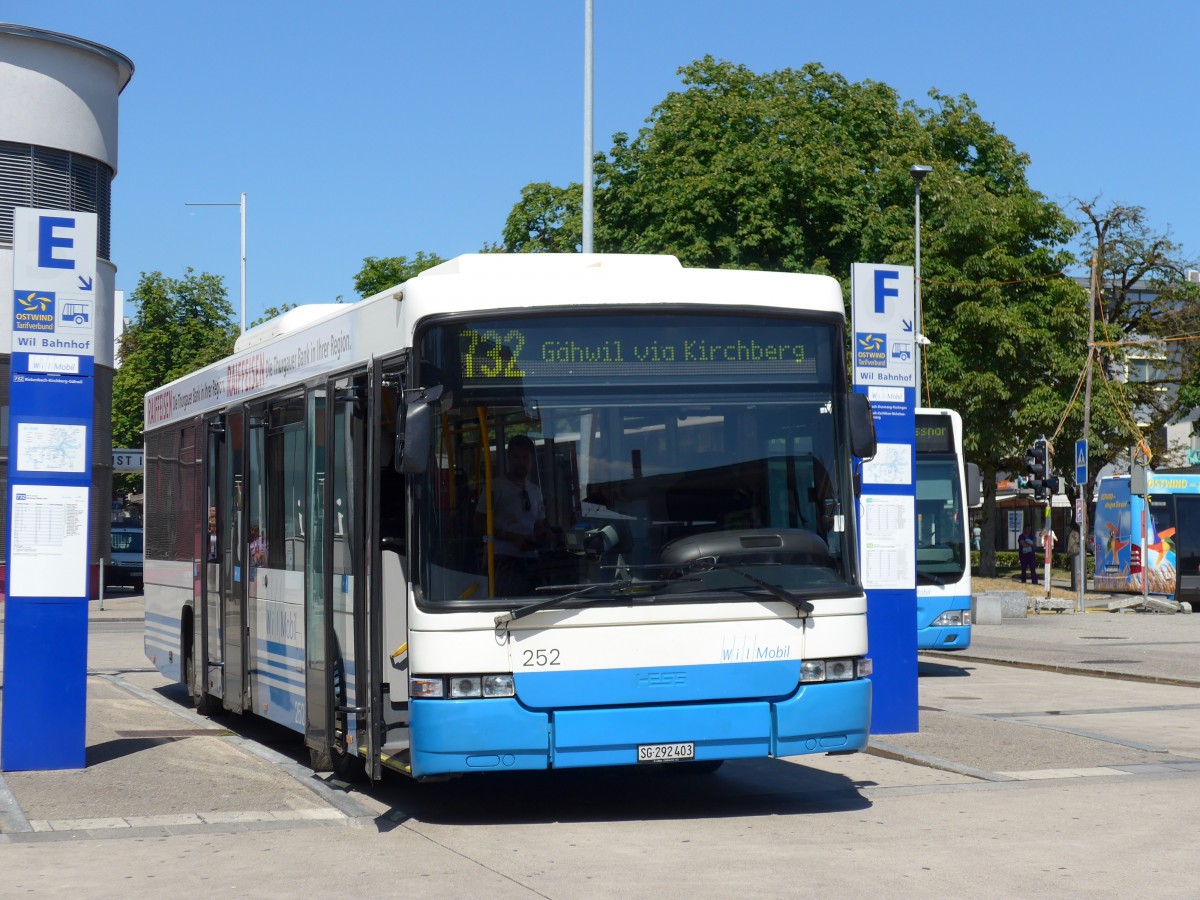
[2, 209, 98, 771]
[851, 263, 919, 735]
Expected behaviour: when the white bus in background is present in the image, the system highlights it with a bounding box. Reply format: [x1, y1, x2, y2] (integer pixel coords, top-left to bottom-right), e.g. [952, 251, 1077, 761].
[915, 408, 980, 650]
[143, 254, 877, 781]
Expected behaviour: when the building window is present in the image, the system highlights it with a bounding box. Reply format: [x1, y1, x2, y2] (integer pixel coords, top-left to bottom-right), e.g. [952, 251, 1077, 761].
[1128, 357, 1168, 389]
[0, 141, 113, 259]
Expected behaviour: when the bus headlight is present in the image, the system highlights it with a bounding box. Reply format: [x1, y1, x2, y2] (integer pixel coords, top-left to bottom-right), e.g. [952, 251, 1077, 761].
[482, 674, 515, 697]
[932, 610, 971, 627]
[800, 658, 864, 683]
[412, 675, 517, 699]
[449, 676, 482, 698]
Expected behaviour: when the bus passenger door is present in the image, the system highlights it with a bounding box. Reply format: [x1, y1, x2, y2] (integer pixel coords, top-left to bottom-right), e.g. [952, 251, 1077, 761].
[376, 358, 410, 776]
[304, 387, 330, 762]
[304, 377, 372, 778]
[200, 415, 225, 705]
[222, 409, 248, 711]
[333, 374, 371, 774]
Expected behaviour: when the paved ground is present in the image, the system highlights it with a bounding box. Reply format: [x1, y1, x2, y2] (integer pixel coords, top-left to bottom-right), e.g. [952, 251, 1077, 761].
[1, 589, 1198, 897]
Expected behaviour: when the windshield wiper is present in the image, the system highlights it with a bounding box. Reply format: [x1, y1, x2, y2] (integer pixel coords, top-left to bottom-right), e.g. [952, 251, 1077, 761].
[686, 558, 813, 616]
[495, 579, 669, 627]
[917, 571, 946, 587]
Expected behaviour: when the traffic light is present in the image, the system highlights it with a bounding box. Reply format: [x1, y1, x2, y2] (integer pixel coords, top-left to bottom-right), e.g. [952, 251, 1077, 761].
[1025, 436, 1048, 500]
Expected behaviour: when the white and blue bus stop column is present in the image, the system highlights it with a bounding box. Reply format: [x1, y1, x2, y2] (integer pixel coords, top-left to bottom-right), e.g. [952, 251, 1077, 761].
[2, 209, 98, 771]
[851, 263, 918, 734]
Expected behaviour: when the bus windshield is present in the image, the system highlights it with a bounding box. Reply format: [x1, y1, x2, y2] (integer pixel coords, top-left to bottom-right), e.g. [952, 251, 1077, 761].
[915, 455, 967, 582]
[414, 312, 857, 604]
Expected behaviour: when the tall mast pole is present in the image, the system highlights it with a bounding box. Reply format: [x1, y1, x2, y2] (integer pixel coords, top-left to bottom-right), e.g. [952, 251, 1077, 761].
[1079, 254, 1097, 613]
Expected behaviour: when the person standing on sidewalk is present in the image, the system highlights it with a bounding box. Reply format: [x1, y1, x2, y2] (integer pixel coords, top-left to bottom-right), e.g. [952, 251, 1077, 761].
[1018, 522, 1039, 584]
[1067, 525, 1081, 591]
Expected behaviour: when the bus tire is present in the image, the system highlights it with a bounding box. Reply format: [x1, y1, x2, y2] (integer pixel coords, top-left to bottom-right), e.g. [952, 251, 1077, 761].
[308, 737, 365, 782]
[330, 737, 367, 783]
[328, 643, 367, 782]
[309, 746, 333, 772]
[182, 614, 220, 717]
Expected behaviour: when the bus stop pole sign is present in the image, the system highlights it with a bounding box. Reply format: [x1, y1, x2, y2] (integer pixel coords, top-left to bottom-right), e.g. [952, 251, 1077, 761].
[2, 207, 98, 771]
[851, 263, 918, 734]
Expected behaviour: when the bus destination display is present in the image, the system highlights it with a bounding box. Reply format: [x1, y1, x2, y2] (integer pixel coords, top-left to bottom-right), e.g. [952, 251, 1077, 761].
[430, 316, 828, 385]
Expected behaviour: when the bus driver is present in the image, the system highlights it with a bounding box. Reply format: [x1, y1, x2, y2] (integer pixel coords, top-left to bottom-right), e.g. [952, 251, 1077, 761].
[476, 434, 551, 595]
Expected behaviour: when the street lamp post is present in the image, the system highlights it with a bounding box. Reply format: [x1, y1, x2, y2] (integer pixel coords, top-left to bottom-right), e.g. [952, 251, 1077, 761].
[186, 192, 247, 332]
[582, 0, 594, 253]
[910, 165, 932, 405]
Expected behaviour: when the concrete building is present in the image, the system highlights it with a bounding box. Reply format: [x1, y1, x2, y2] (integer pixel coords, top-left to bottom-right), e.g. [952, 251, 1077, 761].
[0, 23, 133, 596]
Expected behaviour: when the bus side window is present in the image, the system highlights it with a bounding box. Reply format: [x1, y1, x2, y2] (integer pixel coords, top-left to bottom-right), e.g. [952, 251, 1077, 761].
[380, 464, 406, 554]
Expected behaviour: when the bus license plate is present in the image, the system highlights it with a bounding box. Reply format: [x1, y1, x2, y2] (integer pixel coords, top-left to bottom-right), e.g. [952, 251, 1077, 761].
[637, 742, 695, 763]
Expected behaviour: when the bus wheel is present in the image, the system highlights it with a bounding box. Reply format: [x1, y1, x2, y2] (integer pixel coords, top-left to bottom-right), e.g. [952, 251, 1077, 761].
[182, 620, 220, 716]
[309, 746, 333, 772]
[328, 646, 366, 781]
[308, 737, 365, 782]
[330, 735, 367, 783]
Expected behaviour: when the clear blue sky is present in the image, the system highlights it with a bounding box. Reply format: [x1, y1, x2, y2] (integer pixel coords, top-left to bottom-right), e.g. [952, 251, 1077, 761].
[6, 1, 1198, 325]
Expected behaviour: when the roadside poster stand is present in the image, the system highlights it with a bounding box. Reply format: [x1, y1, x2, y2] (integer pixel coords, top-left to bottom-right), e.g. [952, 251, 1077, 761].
[851, 263, 918, 734]
[2, 208, 98, 771]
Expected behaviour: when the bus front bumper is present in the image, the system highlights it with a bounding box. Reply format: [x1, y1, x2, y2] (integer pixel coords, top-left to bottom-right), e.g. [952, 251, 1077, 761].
[408, 678, 871, 778]
[917, 624, 972, 650]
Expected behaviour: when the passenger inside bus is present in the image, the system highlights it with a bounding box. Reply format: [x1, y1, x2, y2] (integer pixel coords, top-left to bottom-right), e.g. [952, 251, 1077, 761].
[475, 434, 552, 594]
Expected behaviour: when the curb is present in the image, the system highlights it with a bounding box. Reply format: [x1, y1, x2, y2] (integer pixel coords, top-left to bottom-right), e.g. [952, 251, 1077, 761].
[921, 650, 1200, 689]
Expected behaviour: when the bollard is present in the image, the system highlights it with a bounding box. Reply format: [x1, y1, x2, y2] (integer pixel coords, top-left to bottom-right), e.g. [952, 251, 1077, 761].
[973, 593, 1003, 625]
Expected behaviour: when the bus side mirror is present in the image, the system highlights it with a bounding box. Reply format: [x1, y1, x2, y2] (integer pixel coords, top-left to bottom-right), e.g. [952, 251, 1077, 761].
[398, 385, 444, 474]
[399, 400, 432, 474]
[848, 393, 876, 461]
[966, 462, 982, 508]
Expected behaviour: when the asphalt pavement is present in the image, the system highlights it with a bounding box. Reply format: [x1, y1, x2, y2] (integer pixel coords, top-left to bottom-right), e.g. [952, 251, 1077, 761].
[1, 586, 1198, 886]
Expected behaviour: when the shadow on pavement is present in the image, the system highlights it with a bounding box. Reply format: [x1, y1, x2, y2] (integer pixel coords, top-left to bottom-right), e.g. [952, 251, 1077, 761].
[364, 755, 873, 828]
[917, 659, 974, 678]
[86, 736, 176, 765]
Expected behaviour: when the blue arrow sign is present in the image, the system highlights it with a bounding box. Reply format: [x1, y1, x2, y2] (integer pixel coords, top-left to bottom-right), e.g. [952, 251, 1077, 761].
[77, 275, 93, 291]
[1075, 439, 1087, 485]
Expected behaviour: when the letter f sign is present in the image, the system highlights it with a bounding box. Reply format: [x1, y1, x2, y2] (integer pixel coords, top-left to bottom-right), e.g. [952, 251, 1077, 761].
[874, 269, 899, 313]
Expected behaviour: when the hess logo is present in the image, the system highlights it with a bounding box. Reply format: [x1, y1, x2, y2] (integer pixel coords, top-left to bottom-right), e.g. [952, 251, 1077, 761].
[636, 671, 686, 688]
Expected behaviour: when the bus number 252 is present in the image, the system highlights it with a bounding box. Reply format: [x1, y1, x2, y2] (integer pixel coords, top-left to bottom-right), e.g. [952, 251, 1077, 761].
[522, 648, 561, 667]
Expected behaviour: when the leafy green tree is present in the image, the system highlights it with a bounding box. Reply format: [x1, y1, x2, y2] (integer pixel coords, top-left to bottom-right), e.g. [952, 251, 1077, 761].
[595, 59, 929, 273]
[353, 252, 445, 299]
[904, 96, 1086, 572]
[112, 269, 238, 463]
[1050, 200, 1200, 542]
[502, 182, 584, 252]
[1076, 200, 1200, 458]
[506, 56, 1087, 572]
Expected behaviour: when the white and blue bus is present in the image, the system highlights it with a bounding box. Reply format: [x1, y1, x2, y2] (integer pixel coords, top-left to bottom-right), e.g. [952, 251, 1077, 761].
[143, 254, 877, 780]
[915, 408, 980, 651]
